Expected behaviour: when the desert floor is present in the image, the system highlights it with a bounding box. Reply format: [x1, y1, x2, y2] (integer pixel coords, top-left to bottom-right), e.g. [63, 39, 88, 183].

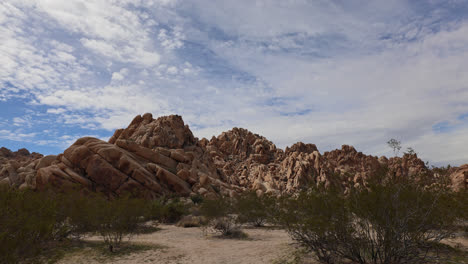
[56, 224, 304, 264]
[53, 224, 468, 264]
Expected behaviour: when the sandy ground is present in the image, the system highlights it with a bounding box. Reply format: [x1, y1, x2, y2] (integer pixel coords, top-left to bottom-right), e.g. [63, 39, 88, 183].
[57, 225, 297, 264]
[56, 225, 467, 264]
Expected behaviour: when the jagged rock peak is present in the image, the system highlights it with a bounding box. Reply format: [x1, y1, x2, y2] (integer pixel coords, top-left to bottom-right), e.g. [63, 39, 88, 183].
[207, 127, 281, 162]
[285, 142, 318, 155]
[109, 113, 196, 149]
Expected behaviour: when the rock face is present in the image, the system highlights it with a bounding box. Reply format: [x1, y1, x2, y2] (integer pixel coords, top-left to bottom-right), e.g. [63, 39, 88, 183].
[449, 164, 468, 191]
[36, 114, 238, 198]
[1, 113, 466, 197]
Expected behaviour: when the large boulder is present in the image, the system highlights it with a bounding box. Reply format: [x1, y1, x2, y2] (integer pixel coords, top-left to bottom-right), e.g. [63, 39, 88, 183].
[449, 164, 468, 191]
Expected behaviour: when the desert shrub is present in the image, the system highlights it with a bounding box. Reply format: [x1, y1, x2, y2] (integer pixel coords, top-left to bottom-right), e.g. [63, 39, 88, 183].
[199, 196, 245, 238]
[53, 190, 104, 239]
[161, 198, 187, 223]
[146, 197, 187, 224]
[235, 191, 276, 227]
[349, 178, 466, 264]
[190, 194, 204, 204]
[199, 195, 232, 221]
[0, 187, 61, 263]
[145, 199, 165, 222]
[276, 174, 467, 264]
[276, 187, 350, 264]
[176, 215, 207, 228]
[89, 196, 147, 252]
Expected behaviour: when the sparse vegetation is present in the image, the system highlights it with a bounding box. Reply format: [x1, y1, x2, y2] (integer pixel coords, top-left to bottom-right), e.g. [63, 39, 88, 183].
[234, 191, 276, 227]
[0, 187, 61, 264]
[146, 197, 188, 224]
[199, 196, 247, 238]
[88, 195, 147, 252]
[0, 186, 155, 262]
[1, 166, 466, 263]
[190, 193, 204, 204]
[275, 171, 468, 264]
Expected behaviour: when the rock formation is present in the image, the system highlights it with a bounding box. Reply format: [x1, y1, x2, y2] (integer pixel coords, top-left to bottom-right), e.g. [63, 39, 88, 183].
[0, 148, 44, 189]
[0, 114, 465, 197]
[449, 164, 468, 191]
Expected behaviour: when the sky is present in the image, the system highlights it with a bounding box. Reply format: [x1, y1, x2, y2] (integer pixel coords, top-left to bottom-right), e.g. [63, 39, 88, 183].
[1, 0, 468, 166]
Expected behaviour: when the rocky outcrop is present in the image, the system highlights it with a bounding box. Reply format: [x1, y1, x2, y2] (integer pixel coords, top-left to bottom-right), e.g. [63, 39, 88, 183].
[36, 114, 241, 198]
[1, 113, 465, 197]
[0, 147, 43, 189]
[449, 164, 468, 191]
[109, 114, 196, 149]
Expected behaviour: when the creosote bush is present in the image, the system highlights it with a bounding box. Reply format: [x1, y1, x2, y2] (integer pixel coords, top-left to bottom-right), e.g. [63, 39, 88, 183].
[190, 194, 204, 204]
[234, 191, 276, 227]
[89, 195, 147, 252]
[146, 197, 188, 224]
[275, 170, 468, 264]
[0, 186, 153, 262]
[0, 187, 60, 264]
[199, 196, 246, 238]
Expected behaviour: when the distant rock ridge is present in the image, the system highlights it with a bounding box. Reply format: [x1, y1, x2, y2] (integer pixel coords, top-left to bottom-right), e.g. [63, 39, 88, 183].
[0, 113, 466, 197]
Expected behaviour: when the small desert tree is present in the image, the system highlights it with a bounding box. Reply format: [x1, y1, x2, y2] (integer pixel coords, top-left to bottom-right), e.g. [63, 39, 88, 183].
[387, 138, 401, 156]
[90, 196, 147, 252]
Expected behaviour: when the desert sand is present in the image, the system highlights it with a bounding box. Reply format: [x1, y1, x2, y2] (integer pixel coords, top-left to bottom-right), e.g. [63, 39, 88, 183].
[56, 225, 299, 264]
[54, 224, 468, 264]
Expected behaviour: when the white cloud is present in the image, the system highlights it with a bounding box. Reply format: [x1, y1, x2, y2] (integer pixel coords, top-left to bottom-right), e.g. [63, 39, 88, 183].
[1, 0, 468, 166]
[166, 66, 178, 74]
[0, 129, 36, 142]
[111, 68, 129, 81]
[46, 108, 67, 114]
[158, 27, 184, 50]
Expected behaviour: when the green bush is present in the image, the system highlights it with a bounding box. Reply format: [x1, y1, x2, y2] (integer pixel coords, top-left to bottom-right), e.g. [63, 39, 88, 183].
[235, 191, 276, 227]
[89, 196, 147, 252]
[199, 195, 232, 220]
[54, 190, 104, 239]
[276, 174, 467, 264]
[0, 186, 156, 259]
[190, 194, 204, 204]
[146, 197, 187, 224]
[199, 196, 245, 237]
[0, 187, 60, 263]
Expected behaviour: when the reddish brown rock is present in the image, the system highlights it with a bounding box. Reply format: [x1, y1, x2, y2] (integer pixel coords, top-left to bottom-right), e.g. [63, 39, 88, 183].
[1, 113, 465, 197]
[285, 142, 318, 155]
[449, 164, 468, 191]
[109, 113, 196, 149]
[0, 147, 42, 188]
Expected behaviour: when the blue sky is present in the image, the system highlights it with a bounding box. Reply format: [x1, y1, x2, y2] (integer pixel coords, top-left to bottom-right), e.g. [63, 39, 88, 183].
[1, 0, 468, 166]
